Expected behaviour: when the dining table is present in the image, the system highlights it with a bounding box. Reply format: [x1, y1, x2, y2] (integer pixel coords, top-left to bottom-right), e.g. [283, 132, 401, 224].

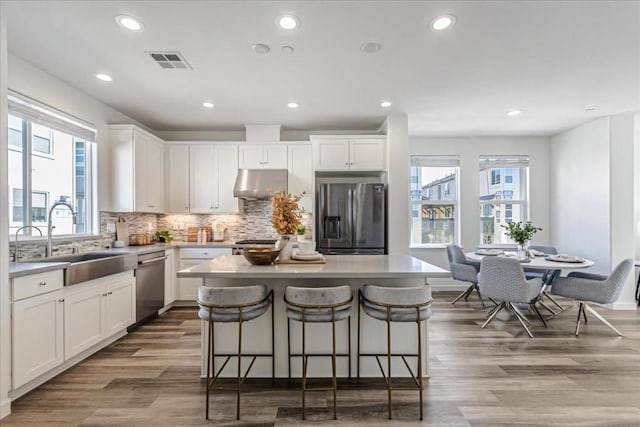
[466, 250, 594, 321]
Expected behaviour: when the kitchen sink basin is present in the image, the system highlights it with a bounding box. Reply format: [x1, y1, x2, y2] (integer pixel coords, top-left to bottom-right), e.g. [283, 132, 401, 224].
[20, 252, 137, 285]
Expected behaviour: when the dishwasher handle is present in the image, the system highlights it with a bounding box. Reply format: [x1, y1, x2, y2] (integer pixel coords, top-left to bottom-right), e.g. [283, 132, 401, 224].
[138, 256, 169, 265]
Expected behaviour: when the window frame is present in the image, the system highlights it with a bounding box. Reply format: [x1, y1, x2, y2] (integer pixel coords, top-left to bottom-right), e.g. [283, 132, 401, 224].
[7, 96, 97, 238]
[409, 155, 461, 248]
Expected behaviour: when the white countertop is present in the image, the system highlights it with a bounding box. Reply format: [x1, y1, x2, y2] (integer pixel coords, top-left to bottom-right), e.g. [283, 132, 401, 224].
[177, 254, 450, 279]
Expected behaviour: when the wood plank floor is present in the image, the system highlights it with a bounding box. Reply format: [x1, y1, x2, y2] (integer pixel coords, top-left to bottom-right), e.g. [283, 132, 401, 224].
[3, 292, 640, 426]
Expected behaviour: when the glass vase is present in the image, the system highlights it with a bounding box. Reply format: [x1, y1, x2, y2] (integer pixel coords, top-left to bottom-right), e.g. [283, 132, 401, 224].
[517, 242, 529, 259]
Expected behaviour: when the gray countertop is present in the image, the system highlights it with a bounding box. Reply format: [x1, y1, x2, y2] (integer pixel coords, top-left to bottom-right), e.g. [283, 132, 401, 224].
[9, 241, 236, 278]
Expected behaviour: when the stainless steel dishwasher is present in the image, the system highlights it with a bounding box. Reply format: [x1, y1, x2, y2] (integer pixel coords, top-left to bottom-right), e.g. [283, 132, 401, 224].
[133, 251, 166, 326]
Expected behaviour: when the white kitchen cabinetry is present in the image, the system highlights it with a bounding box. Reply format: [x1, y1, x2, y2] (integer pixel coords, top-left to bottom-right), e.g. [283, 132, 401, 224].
[63, 271, 135, 360]
[311, 136, 386, 171]
[164, 249, 176, 307]
[13, 289, 64, 388]
[166, 145, 190, 213]
[190, 145, 239, 213]
[177, 248, 232, 301]
[288, 144, 313, 212]
[239, 144, 288, 169]
[110, 125, 165, 213]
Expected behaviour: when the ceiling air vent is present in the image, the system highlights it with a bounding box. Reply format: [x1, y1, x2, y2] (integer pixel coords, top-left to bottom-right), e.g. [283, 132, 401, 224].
[146, 51, 192, 69]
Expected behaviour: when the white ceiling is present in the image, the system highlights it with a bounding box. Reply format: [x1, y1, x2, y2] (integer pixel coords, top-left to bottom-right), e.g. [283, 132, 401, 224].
[4, 0, 639, 135]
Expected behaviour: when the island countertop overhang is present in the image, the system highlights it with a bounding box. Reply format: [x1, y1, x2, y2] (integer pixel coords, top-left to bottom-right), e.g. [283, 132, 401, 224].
[177, 254, 450, 279]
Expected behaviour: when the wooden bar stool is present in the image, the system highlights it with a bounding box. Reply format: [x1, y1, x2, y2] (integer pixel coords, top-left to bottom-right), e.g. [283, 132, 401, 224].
[284, 285, 353, 420]
[197, 285, 274, 420]
[357, 284, 432, 420]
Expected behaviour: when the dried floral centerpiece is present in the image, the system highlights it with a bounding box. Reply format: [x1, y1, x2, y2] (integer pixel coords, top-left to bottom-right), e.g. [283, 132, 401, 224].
[270, 189, 305, 260]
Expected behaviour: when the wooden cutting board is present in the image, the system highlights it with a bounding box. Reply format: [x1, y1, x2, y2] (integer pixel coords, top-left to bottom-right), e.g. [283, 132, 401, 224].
[275, 257, 326, 264]
[187, 227, 212, 242]
[116, 221, 129, 247]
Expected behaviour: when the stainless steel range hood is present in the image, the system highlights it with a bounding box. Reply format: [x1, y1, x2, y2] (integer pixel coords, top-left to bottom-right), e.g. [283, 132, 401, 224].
[233, 169, 288, 199]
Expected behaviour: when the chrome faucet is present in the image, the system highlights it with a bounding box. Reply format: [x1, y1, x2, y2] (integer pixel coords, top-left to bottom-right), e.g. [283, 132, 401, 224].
[47, 200, 76, 257]
[13, 225, 43, 262]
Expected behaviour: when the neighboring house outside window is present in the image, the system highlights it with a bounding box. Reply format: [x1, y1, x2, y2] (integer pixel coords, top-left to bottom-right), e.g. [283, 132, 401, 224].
[410, 156, 460, 246]
[479, 156, 530, 245]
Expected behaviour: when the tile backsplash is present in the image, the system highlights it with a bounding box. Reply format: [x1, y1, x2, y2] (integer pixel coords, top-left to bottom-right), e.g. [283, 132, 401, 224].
[10, 201, 313, 261]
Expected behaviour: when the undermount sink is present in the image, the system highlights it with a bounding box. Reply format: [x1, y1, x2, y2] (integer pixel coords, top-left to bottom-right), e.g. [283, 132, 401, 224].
[20, 252, 137, 285]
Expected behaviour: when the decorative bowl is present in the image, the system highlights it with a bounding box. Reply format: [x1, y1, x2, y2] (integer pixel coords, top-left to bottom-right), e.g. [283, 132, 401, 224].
[242, 248, 282, 265]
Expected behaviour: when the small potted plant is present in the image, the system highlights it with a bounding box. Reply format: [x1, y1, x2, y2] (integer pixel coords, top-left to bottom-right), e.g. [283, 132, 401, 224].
[155, 230, 173, 244]
[501, 221, 542, 258]
[296, 224, 307, 241]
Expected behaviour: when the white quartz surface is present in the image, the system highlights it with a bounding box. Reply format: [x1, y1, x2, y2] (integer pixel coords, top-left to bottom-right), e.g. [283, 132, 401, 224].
[178, 254, 450, 279]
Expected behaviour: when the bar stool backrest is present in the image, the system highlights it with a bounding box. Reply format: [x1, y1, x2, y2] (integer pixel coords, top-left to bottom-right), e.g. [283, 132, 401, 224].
[285, 285, 352, 308]
[198, 285, 267, 309]
[363, 285, 431, 306]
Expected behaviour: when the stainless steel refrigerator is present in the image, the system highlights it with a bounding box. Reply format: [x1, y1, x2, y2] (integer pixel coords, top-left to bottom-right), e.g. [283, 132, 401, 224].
[317, 183, 386, 254]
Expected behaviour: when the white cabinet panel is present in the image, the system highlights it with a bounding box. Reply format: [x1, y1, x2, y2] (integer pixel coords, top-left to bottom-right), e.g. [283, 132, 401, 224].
[64, 285, 104, 359]
[288, 144, 313, 213]
[166, 145, 190, 213]
[109, 125, 165, 213]
[105, 275, 136, 336]
[239, 144, 287, 169]
[350, 139, 385, 170]
[312, 137, 386, 171]
[313, 139, 350, 171]
[177, 259, 203, 300]
[13, 290, 64, 388]
[164, 249, 176, 306]
[190, 145, 238, 214]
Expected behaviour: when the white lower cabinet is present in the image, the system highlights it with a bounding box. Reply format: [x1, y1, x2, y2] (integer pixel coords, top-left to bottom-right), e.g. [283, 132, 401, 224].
[64, 271, 135, 360]
[12, 270, 136, 390]
[164, 249, 176, 306]
[12, 289, 64, 388]
[177, 248, 232, 301]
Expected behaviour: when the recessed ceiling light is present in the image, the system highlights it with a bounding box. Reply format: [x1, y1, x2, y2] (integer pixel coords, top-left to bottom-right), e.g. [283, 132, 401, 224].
[95, 73, 112, 82]
[202, 102, 214, 108]
[115, 15, 144, 31]
[380, 101, 392, 108]
[360, 42, 382, 54]
[278, 15, 299, 30]
[506, 109, 522, 117]
[431, 14, 456, 31]
[585, 108, 596, 112]
[287, 102, 299, 109]
[251, 43, 271, 54]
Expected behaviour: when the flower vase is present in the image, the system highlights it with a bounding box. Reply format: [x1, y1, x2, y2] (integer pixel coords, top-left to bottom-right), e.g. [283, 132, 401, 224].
[517, 243, 529, 259]
[278, 235, 294, 261]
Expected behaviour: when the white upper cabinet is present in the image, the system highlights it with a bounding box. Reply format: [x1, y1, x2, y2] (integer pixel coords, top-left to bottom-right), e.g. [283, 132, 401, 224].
[288, 144, 313, 213]
[239, 144, 288, 169]
[109, 125, 165, 213]
[311, 136, 386, 171]
[190, 145, 239, 214]
[166, 145, 190, 213]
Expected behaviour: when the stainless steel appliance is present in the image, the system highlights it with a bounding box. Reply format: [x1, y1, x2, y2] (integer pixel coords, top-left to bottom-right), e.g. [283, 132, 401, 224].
[133, 251, 166, 326]
[232, 239, 277, 255]
[233, 169, 288, 199]
[317, 183, 386, 254]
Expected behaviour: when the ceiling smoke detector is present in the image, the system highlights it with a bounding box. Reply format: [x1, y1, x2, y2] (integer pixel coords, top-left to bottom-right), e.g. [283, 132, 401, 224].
[251, 43, 271, 54]
[147, 51, 192, 69]
[360, 42, 382, 54]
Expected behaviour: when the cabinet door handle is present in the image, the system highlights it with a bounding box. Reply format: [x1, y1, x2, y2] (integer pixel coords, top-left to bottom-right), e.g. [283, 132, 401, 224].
[149, 205, 155, 208]
[102, 293, 108, 296]
[350, 162, 354, 166]
[58, 298, 65, 303]
[108, 291, 113, 295]
[203, 252, 209, 256]
[345, 162, 349, 166]
[39, 281, 47, 286]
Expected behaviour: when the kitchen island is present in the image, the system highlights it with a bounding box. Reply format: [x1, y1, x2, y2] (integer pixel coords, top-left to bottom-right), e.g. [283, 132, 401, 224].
[178, 254, 449, 378]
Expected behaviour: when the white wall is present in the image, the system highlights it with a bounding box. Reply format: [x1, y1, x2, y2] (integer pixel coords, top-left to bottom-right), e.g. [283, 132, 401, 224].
[1, 3, 11, 418]
[550, 118, 611, 274]
[635, 115, 640, 261]
[409, 136, 551, 288]
[550, 115, 637, 309]
[7, 53, 151, 214]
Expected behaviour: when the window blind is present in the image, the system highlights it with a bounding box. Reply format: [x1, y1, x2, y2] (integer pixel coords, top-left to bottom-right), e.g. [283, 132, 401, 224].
[479, 155, 529, 170]
[411, 155, 460, 167]
[8, 91, 97, 141]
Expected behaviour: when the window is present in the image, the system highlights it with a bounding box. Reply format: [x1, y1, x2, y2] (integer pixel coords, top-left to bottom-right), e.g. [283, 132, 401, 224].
[410, 156, 460, 246]
[8, 92, 96, 236]
[479, 156, 529, 245]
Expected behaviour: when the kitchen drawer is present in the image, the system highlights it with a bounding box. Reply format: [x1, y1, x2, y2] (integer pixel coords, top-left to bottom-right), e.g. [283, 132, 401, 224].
[13, 270, 64, 301]
[179, 248, 232, 259]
